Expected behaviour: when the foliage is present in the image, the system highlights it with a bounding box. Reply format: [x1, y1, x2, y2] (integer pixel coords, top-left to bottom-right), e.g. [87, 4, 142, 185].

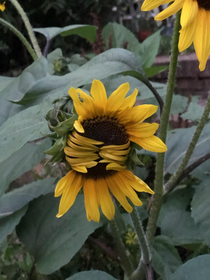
[0, 2, 210, 280]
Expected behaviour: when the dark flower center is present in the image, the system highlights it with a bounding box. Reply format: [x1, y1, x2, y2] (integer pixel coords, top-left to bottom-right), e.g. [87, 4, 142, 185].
[197, 0, 210, 10]
[82, 116, 128, 145]
[81, 116, 129, 179]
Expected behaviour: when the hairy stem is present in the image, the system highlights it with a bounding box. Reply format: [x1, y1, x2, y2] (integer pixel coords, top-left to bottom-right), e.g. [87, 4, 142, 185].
[9, 0, 42, 58]
[146, 12, 181, 246]
[0, 18, 37, 61]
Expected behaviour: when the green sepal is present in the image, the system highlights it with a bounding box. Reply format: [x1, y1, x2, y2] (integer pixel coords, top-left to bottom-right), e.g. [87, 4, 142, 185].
[44, 136, 67, 164]
[50, 115, 77, 137]
[126, 146, 144, 171]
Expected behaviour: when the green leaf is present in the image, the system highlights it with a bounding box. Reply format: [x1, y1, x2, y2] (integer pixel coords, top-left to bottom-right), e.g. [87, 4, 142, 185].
[152, 236, 182, 280]
[182, 96, 205, 121]
[47, 48, 63, 75]
[66, 271, 118, 280]
[144, 65, 168, 78]
[0, 76, 14, 91]
[191, 179, 210, 246]
[0, 178, 55, 218]
[171, 255, 210, 280]
[160, 210, 203, 245]
[0, 108, 49, 163]
[0, 206, 28, 244]
[34, 24, 97, 43]
[0, 139, 51, 196]
[16, 194, 102, 274]
[165, 124, 210, 174]
[170, 95, 188, 115]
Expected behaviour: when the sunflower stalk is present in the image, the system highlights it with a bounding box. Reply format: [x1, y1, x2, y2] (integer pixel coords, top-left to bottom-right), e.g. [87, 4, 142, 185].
[146, 11, 181, 246]
[0, 18, 37, 61]
[8, 0, 42, 58]
[129, 206, 151, 280]
[164, 94, 210, 193]
[110, 219, 134, 278]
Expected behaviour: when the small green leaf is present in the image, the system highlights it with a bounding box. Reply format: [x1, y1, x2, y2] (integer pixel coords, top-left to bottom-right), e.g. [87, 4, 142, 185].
[34, 24, 97, 43]
[16, 194, 102, 274]
[66, 271, 118, 280]
[144, 65, 168, 78]
[171, 255, 210, 280]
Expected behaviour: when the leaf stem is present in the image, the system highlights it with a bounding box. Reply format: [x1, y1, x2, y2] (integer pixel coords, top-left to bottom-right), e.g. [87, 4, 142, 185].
[146, 11, 181, 246]
[9, 0, 42, 58]
[0, 18, 37, 61]
[165, 95, 210, 193]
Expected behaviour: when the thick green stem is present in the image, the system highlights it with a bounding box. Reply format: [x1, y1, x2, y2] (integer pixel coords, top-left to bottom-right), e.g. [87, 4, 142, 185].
[130, 207, 151, 280]
[9, 0, 42, 58]
[0, 18, 37, 61]
[110, 219, 134, 278]
[165, 95, 210, 193]
[146, 12, 181, 246]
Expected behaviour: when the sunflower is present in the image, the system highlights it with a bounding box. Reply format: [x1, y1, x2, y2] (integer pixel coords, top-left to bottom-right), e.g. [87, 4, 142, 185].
[141, 0, 210, 71]
[55, 80, 167, 222]
[0, 2, 5, 11]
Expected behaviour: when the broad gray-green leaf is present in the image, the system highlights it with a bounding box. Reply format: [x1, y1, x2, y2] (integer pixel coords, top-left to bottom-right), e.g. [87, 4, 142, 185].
[13, 48, 147, 105]
[165, 124, 210, 174]
[0, 139, 51, 196]
[152, 236, 182, 280]
[171, 255, 210, 280]
[0, 206, 28, 244]
[191, 179, 210, 246]
[158, 187, 194, 226]
[0, 57, 47, 126]
[102, 23, 161, 68]
[182, 96, 205, 121]
[170, 95, 188, 115]
[34, 24, 97, 43]
[16, 194, 102, 274]
[66, 271, 118, 280]
[161, 210, 203, 245]
[0, 108, 49, 163]
[0, 178, 55, 218]
[0, 76, 14, 91]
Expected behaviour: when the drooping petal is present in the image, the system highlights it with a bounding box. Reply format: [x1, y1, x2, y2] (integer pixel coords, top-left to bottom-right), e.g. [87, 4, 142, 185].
[56, 173, 83, 217]
[96, 178, 115, 220]
[107, 175, 133, 213]
[130, 135, 167, 153]
[83, 178, 100, 222]
[179, 16, 197, 52]
[155, 0, 183, 21]
[180, 0, 198, 28]
[54, 170, 76, 197]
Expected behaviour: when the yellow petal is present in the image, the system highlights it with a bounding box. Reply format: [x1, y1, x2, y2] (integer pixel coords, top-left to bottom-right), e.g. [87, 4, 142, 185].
[54, 170, 76, 197]
[179, 15, 197, 52]
[141, 0, 169, 11]
[96, 178, 115, 220]
[132, 176, 154, 194]
[106, 83, 130, 112]
[84, 178, 100, 222]
[74, 120, 84, 133]
[180, 0, 198, 28]
[118, 104, 158, 124]
[126, 122, 159, 138]
[107, 176, 133, 213]
[130, 135, 167, 153]
[72, 166, 87, 173]
[68, 87, 86, 117]
[90, 80, 107, 111]
[106, 163, 126, 171]
[56, 173, 83, 217]
[0, 2, 5, 11]
[155, 0, 183, 21]
[120, 89, 138, 110]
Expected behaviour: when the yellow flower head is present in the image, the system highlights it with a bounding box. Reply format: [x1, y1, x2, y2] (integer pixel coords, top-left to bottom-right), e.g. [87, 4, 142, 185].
[141, 0, 210, 71]
[55, 80, 167, 222]
[0, 1, 5, 11]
